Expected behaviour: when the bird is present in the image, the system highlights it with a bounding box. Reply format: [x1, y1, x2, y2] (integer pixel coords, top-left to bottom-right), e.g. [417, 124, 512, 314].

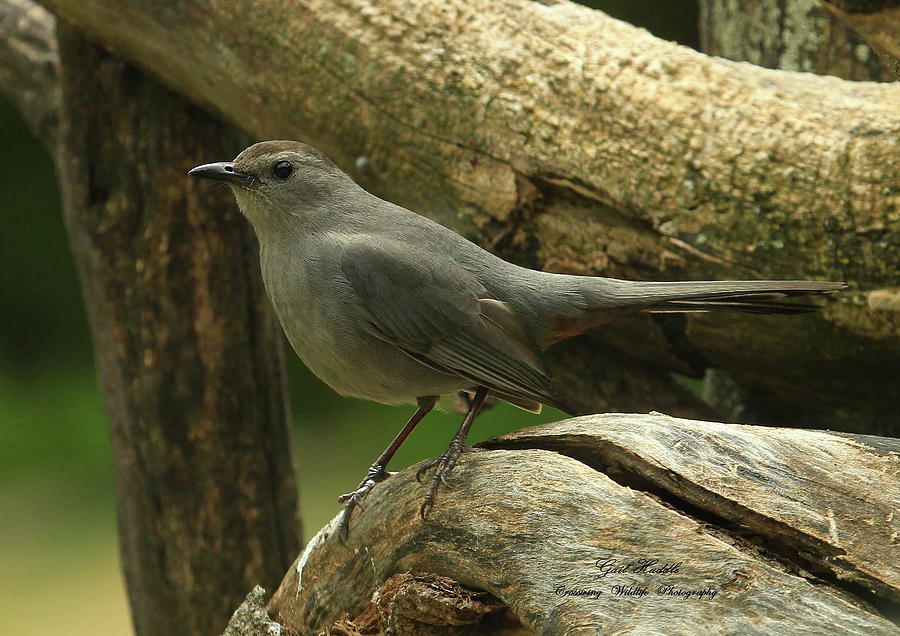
[189, 140, 845, 540]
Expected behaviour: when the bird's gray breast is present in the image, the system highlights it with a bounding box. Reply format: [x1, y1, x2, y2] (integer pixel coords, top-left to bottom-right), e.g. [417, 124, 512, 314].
[258, 232, 466, 404]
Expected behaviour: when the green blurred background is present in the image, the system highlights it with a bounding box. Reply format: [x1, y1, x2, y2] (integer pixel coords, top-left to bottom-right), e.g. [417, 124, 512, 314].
[0, 3, 697, 634]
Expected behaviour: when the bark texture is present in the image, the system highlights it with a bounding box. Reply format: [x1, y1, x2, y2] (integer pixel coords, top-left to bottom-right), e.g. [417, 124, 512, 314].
[702, 0, 895, 81]
[265, 414, 900, 635]
[32, 0, 900, 429]
[55, 25, 300, 636]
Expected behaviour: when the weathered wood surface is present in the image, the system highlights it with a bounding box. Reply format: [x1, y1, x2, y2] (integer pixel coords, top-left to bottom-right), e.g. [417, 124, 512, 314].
[55, 27, 301, 636]
[266, 414, 900, 634]
[222, 588, 286, 636]
[31, 0, 900, 427]
[484, 413, 900, 604]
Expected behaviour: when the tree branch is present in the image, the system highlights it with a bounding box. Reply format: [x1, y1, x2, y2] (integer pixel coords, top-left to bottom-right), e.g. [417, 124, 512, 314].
[266, 414, 900, 634]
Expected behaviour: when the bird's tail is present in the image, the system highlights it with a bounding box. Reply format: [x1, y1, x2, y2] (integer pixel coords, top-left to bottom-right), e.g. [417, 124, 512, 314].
[613, 279, 847, 314]
[536, 276, 846, 351]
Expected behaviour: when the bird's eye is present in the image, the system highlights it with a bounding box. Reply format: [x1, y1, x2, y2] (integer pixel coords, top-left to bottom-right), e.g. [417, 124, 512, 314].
[272, 160, 293, 180]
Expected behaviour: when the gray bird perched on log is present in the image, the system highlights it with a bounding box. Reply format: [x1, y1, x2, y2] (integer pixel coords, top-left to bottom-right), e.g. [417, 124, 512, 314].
[190, 140, 845, 540]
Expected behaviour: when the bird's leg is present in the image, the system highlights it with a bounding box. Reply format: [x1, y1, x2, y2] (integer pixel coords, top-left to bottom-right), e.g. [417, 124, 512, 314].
[336, 395, 437, 541]
[417, 386, 489, 518]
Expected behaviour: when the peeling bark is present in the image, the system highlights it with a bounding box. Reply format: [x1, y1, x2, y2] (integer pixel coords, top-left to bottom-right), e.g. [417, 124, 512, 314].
[323, 574, 518, 635]
[265, 414, 900, 635]
[29, 0, 900, 428]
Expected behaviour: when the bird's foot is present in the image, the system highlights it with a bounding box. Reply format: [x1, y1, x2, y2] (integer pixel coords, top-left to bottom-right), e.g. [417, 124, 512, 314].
[416, 443, 467, 518]
[335, 463, 390, 542]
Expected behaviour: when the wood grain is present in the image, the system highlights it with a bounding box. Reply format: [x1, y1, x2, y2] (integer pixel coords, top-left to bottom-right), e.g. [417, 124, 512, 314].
[268, 415, 899, 634]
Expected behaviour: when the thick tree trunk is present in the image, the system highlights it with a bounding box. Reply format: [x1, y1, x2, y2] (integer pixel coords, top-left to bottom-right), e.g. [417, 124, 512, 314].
[31, 0, 900, 430]
[54, 25, 301, 636]
[254, 414, 900, 635]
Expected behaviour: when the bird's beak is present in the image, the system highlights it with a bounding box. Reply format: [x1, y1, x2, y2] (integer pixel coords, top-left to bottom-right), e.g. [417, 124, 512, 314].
[188, 162, 255, 188]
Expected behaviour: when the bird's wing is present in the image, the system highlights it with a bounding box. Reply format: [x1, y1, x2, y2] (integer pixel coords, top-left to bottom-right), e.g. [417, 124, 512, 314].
[340, 239, 558, 407]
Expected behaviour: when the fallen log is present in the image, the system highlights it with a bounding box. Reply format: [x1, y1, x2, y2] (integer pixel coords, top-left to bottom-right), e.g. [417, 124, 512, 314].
[248, 413, 900, 634]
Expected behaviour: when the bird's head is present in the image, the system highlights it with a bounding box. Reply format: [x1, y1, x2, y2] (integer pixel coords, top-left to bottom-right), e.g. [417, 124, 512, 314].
[189, 140, 352, 236]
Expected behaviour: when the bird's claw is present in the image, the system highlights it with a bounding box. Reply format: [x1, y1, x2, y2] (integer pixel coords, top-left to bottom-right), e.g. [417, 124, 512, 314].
[336, 510, 351, 544]
[415, 457, 440, 483]
[334, 464, 391, 542]
[337, 465, 389, 503]
[417, 446, 466, 517]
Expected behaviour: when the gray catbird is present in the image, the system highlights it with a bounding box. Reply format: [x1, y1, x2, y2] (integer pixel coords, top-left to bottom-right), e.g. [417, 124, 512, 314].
[190, 140, 845, 538]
